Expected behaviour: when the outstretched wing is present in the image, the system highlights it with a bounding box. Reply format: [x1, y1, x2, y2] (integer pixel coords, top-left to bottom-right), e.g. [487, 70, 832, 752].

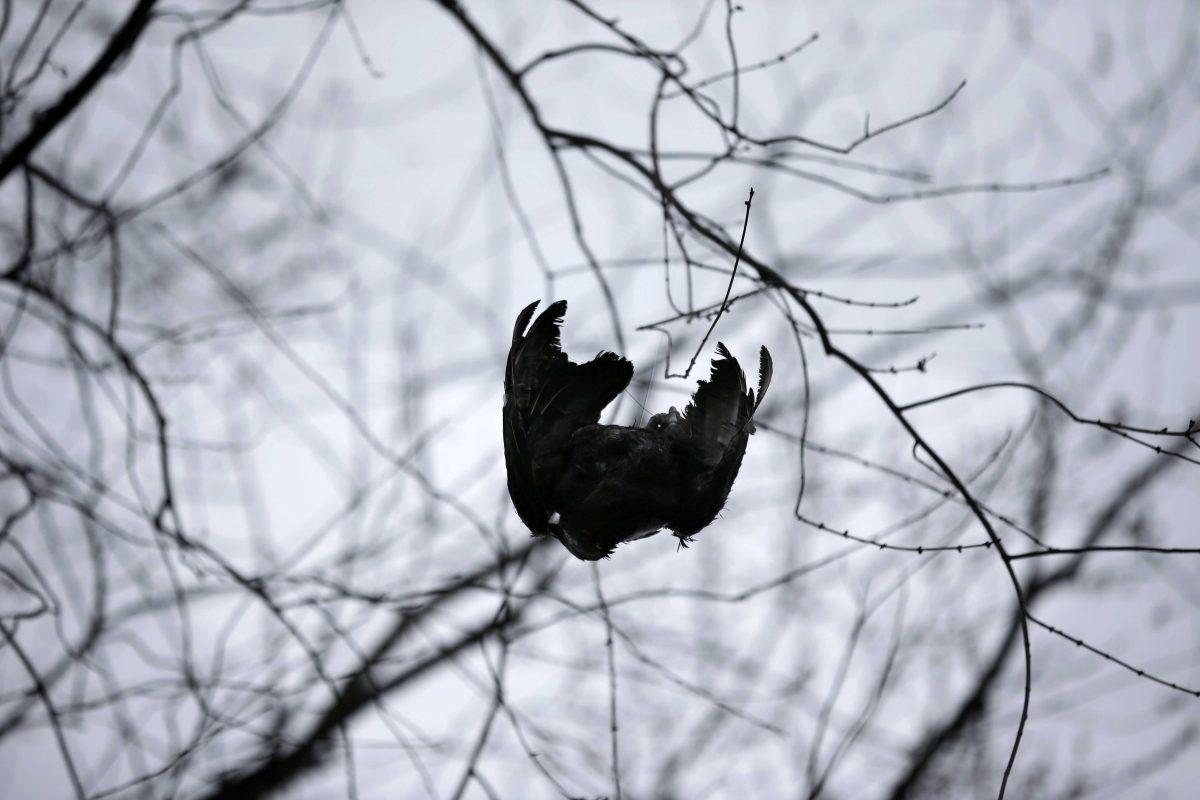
[503, 300, 633, 536]
[679, 343, 753, 466]
[670, 343, 772, 538]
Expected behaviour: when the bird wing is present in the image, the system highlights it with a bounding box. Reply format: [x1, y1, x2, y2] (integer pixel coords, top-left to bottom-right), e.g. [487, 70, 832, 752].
[679, 342, 754, 467]
[503, 300, 633, 536]
[669, 343, 772, 538]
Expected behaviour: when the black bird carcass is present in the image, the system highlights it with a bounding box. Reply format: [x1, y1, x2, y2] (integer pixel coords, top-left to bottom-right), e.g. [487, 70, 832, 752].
[503, 300, 772, 560]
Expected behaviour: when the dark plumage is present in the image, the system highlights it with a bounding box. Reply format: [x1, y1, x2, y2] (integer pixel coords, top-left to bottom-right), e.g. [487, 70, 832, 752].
[504, 300, 772, 560]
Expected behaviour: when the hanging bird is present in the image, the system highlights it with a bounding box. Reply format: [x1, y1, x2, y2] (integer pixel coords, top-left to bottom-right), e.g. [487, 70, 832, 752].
[503, 299, 772, 560]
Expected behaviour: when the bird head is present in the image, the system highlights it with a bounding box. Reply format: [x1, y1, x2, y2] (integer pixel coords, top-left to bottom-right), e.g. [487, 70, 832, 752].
[646, 406, 688, 440]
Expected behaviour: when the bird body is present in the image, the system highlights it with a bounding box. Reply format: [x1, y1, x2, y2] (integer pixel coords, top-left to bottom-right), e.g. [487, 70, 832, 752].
[504, 300, 771, 560]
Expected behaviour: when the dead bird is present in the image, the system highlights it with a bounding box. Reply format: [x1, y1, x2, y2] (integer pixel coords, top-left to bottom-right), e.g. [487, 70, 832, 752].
[503, 299, 771, 560]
